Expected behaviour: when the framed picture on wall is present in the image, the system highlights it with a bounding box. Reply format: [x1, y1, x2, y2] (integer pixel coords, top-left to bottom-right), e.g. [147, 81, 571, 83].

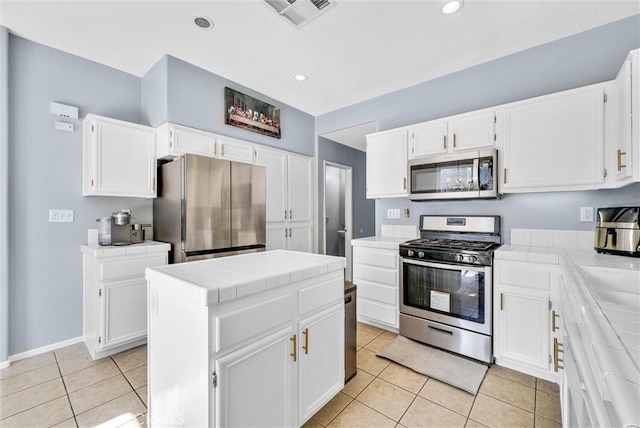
[225, 87, 281, 139]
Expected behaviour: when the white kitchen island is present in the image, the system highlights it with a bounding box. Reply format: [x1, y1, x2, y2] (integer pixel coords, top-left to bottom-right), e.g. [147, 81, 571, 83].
[145, 250, 346, 428]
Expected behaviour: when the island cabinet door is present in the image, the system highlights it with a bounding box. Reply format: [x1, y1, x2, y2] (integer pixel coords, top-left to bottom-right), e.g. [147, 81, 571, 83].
[214, 326, 297, 428]
[298, 303, 345, 425]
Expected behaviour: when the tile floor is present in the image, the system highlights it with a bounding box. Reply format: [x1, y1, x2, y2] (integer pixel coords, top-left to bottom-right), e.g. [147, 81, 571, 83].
[304, 323, 561, 428]
[0, 343, 147, 427]
[0, 323, 561, 428]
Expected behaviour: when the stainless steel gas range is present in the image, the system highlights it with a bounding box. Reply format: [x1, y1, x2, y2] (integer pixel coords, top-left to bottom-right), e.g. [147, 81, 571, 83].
[398, 215, 501, 363]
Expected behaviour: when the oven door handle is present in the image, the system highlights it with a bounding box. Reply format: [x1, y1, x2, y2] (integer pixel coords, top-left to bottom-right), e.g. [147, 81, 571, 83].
[401, 257, 487, 273]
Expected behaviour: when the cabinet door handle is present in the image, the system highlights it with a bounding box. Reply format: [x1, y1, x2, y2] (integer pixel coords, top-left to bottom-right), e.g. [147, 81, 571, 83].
[551, 310, 559, 332]
[285, 228, 288, 238]
[443, 135, 447, 150]
[453, 133, 457, 148]
[403, 177, 407, 190]
[500, 293, 504, 310]
[503, 168, 507, 184]
[554, 338, 564, 372]
[617, 149, 627, 171]
[284, 210, 288, 220]
[213, 142, 217, 156]
[303, 328, 309, 354]
[289, 210, 293, 219]
[290, 334, 297, 362]
[152, 178, 156, 192]
[289, 228, 292, 237]
[221, 144, 225, 157]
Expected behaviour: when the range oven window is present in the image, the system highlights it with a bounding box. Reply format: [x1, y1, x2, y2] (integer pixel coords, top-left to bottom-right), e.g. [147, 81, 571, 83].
[403, 262, 485, 323]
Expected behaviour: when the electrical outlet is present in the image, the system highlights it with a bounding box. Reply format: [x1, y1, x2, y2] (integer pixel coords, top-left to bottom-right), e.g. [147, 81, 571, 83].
[387, 209, 401, 219]
[580, 207, 594, 222]
[49, 209, 74, 223]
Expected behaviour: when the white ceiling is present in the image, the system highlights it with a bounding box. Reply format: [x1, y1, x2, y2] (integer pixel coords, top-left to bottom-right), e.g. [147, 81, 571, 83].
[0, 1, 638, 116]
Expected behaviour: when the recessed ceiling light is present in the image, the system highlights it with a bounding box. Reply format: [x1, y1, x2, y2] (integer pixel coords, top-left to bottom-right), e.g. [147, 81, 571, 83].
[293, 74, 308, 81]
[193, 16, 214, 30]
[441, 0, 463, 14]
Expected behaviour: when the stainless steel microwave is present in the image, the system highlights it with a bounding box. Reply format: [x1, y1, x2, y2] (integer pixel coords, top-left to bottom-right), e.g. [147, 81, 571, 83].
[408, 148, 499, 201]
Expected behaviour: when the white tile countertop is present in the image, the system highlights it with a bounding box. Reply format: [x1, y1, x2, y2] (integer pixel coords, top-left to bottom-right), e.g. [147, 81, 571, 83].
[145, 250, 346, 306]
[351, 225, 418, 250]
[560, 249, 640, 427]
[80, 241, 171, 258]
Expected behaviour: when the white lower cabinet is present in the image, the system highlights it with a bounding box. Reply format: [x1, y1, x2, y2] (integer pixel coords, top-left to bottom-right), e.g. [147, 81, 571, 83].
[148, 268, 344, 427]
[352, 246, 399, 330]
[215, 327, 296, 428]
[81, 242, 169, 360]
[493, 258, 560, 382]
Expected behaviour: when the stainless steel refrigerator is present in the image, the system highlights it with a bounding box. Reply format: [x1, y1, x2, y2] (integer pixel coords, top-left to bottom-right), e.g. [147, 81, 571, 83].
[153, 154, 266, 263]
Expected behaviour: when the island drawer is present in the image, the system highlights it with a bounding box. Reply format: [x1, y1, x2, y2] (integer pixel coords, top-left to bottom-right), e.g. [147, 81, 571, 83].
[299, 276, 343, 316]
[215, 293, 295, 352]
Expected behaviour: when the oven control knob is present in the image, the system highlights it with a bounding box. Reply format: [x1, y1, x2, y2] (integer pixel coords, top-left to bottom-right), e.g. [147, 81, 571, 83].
[418, 251, 425, 258]
[468, 255, 478, 263]
[407, 250, 415, 257]
[454, 254, 464, 263]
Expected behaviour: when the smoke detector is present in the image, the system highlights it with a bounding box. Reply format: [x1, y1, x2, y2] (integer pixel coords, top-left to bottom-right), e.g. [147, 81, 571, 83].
[265, 0, 336, 29]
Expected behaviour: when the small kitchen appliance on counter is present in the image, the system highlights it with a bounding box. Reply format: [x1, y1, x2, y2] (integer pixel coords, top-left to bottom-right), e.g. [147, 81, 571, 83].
[111, 210, 132, 246]
[398, 215, 501, 363]
[595, 207, 640, 257]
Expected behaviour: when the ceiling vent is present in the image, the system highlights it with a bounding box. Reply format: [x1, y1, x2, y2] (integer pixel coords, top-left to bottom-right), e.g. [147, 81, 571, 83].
[265, 0, 336, 29]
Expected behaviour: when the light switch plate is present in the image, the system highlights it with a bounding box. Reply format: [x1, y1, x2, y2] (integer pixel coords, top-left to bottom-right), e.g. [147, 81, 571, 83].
[49, 209, 74, 223]
[387, 209, 401, 219]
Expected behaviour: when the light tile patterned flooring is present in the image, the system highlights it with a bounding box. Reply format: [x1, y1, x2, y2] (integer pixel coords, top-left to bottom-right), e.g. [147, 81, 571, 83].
[304, 323, 561, 428]
[0, 323, 561, 428]
[0, 343, 147, 427]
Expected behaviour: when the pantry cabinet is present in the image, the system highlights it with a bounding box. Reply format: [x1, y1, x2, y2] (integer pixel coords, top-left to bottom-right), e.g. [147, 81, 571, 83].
[494, 258, 560, 382]
[81, 242, 170, 360]
[408, 109, 495, 158]
[256, 147, 313, 252]
[366, 128, 408, 198]
[498, 84, 606, 193]
[156, 122, 255, 164]
[82, 114, 157, 198]
[352, 245, 399, 330]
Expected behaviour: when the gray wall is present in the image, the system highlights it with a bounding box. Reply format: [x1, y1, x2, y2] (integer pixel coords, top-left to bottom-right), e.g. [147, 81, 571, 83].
[317, 137, 375, 254]
[316, 15, 640, 239]
[1, 26, 9, 363]
[141, 55, 168, 127]
[8, 35, 153, 355]
[141, 55, 316, 157]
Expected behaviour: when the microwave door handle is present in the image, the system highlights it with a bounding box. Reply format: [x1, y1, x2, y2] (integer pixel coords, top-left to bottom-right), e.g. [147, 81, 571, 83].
[472, 158, 479, 192]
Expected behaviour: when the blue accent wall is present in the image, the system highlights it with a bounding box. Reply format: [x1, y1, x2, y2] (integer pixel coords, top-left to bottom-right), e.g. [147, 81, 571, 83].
[155, 56, 316, 157]
[316, 15, 640, 240]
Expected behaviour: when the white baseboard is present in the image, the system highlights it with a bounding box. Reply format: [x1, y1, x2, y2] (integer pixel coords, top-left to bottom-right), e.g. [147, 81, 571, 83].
[8, 336, 83, 364]
[0, 360, 9, 369]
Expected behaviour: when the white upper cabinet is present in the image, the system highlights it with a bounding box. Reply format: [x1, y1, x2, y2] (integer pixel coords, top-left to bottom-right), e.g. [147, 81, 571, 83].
[408, 109, 496, 158]
[216, 136, 255, 164]
[156, 123, 255, 164]
[256, 148, 288, 222]
[611, 49, 640, 185]
[366, 128, 408, 198]
[498, 83, 606, 193]
[83, 114, 157, 198]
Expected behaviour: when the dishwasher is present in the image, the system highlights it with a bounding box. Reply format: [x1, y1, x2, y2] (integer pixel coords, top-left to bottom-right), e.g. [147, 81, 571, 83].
[344, 281, 357, 383]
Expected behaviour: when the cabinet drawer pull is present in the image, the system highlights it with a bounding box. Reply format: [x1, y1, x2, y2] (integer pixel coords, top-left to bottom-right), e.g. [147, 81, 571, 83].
[554, 337, 564, 372]
[302, 328, 309, 354]
[500, 293, 504, 310]
[617, 149, 627, 171]
[290, 334, 297, 362]
[551, 310, 559, 332]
